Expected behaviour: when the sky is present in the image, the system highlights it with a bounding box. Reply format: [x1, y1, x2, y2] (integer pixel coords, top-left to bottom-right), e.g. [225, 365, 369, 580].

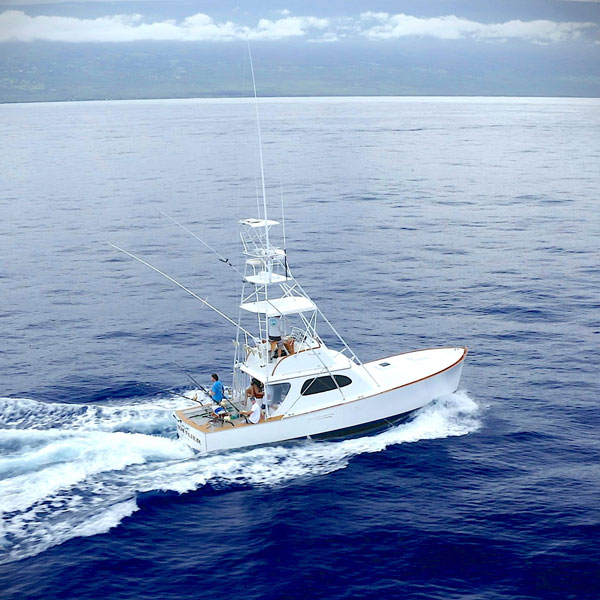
[1, 1, 599, 100]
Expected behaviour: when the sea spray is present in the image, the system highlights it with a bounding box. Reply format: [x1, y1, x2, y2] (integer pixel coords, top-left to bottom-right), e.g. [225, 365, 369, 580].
[0, 390, 479, 564]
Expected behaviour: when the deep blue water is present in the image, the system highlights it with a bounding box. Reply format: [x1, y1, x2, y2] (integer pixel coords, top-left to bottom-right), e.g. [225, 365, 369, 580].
[1, 96, 599, 599]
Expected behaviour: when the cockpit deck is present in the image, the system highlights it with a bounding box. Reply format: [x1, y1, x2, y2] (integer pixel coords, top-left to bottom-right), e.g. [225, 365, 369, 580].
[174, 404, 278, 434]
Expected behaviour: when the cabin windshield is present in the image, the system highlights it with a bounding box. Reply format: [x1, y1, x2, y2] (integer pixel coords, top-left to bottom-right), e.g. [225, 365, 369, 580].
[266, 382, 291, 413]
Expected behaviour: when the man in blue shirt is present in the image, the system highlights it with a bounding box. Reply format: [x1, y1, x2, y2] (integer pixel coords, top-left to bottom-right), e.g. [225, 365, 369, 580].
[209, 373, 225, 403]
[208, 373, 228, 420]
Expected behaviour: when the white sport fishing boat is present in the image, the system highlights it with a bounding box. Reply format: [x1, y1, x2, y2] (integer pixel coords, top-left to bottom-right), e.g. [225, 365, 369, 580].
[113, 50, 466, 454]
[171, 216, 467, 454]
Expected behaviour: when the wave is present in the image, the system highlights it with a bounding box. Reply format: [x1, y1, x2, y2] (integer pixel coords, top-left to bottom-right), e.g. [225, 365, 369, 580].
[0, 394, 188, 434]
[0, 390, 479, 564]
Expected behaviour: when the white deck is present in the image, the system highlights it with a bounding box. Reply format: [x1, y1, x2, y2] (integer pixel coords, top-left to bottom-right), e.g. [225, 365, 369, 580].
[363, 347, 466, 391]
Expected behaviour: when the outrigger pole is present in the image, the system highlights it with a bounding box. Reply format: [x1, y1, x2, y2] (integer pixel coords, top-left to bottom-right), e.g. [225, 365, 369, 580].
[109, 243, 255, 339]
[159, 211, 244, 277]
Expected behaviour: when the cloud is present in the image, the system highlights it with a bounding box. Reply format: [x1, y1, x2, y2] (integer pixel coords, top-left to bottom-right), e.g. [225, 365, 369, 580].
[0, 9, 596, 44]
[252, 16, 328, 40]
[0, 10, 328, 42]
[308, 32, 341, 44]
[359, 12, 597, 43]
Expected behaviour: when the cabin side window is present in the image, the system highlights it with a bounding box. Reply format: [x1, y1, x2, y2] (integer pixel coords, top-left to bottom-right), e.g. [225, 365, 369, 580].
[300, 375, 352, 396]
[268, 382, 291, 407]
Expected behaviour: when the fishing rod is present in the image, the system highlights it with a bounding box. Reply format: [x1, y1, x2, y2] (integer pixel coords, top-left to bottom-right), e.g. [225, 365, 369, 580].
[159, 211, 245, 277]
[137, 382, 205, 404]
[173, 361, 205, 392]
[109, 243, 255, 339]
[171, 367, 215, 414]
[174, 362, 240, 415]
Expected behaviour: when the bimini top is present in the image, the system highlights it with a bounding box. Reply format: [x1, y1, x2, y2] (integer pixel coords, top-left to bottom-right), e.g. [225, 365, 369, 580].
[239, 218, 280, 228]
[240, 296, 317, 316]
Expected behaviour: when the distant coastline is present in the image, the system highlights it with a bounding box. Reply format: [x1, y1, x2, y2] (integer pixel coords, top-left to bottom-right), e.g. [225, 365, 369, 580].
[2, 39, 599, 105]
[2, 94, 600, 105]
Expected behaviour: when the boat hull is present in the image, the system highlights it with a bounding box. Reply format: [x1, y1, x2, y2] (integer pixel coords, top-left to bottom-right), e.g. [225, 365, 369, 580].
[174, 347, 466, 453]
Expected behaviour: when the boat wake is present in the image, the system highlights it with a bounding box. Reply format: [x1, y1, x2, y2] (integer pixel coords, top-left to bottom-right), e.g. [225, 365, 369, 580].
[0, 390, 479, 564]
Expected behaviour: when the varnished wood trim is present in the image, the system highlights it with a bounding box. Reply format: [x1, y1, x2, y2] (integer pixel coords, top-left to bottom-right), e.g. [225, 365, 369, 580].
[266, 414, 284, 422]
[271, 343, 321, 376]
[175, 409, 209, 432]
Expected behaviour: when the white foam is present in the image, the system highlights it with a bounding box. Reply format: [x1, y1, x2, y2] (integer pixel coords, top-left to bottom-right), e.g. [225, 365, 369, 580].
[2, 498, 140, 565]
[0, 394, 196, 434]
[68, 499, 140, 539]
[0, 431, 193, 513]
[0, 389, 479, 565]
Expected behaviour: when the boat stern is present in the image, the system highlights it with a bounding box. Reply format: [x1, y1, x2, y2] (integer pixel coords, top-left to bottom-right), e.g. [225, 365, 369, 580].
[173, 409, 208, 453]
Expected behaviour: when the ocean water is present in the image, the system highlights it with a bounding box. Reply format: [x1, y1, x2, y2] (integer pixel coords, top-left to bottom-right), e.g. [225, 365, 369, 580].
[1, 96, 599, 599]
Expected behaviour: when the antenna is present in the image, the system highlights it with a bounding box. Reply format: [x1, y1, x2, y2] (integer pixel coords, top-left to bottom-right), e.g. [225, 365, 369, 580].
[246, 39, 271, 268]
[280, 182, 288, 278]
[255, 179, 262, 221]
[280, 182, 286, 249]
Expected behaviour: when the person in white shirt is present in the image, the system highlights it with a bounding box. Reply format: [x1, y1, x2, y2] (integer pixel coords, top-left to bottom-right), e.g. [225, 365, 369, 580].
[241, 397, 262, 424]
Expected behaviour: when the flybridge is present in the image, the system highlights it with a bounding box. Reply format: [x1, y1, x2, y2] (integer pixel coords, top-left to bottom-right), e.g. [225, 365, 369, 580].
[235, 214, 321, 349]
[238, 216, 316, 317]
[233, 207, 369, 384]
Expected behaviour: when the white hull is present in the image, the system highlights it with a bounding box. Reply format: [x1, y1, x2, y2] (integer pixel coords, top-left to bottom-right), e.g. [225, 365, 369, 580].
[174, 347, 466, 454]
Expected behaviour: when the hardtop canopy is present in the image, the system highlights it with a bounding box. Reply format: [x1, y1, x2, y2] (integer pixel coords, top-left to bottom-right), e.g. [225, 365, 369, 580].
[240, 296, 317, 316]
